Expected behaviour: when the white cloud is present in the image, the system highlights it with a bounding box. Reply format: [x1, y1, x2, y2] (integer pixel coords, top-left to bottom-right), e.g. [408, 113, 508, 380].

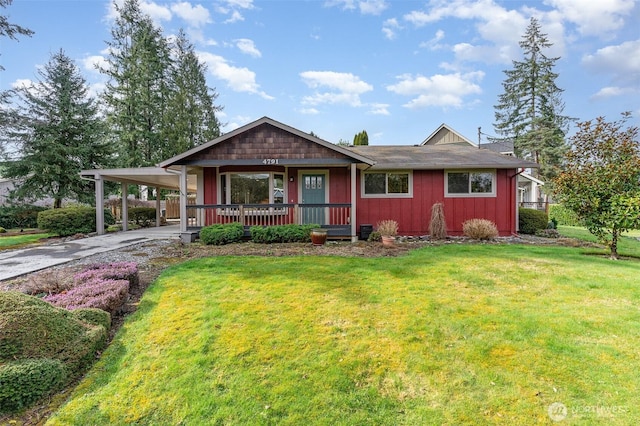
[300, 108, 320, 115]
[382, 18, 400, 40]
[140, 1, 172, 22]
[325, 0, 388, 15]
[386, 71, 484, 109]
[300, 71, 373, 107]
[590, 86, 626, 100]
[545, 0, 635, 37]
[216, 0, 254, 23]
[235, 39, 261, 58]
[81, 55, 108, 74]
[419, 29, 445, 50]
[197, 51, 273, 99]
[171, 2, 212, 27]
[582, 39, 640, 82]
[368, 103, 390, 115]
[11, 79, 35, 90]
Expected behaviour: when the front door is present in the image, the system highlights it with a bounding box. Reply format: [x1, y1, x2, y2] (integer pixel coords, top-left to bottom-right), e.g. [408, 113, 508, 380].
[301, 173, 326, 225]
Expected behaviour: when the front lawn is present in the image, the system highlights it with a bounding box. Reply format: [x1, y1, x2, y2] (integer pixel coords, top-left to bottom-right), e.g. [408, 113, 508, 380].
[48, 244, 639, 425]
[558, 225, 640, 258]
[0, 232, 52, 250]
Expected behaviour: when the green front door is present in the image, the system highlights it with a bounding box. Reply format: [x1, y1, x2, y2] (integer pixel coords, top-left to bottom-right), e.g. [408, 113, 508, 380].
[301, 173, 326, 225]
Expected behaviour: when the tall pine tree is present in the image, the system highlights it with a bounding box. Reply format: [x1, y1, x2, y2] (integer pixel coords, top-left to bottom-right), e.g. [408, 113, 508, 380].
[101, 0, 171, 168]
[164, 29, 222, 156]
[493, 17, 571, 184]
[3, 50, 111, 208]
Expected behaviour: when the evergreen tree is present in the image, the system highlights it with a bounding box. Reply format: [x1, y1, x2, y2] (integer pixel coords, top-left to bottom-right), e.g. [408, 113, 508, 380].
[353, 130, 368, 146]
[1, 0, 33, 158]
[3, 50, 111, 208]
[493, 17, 571, 184]
[164, 29, 221, 156]
[101, 0, 171, 168]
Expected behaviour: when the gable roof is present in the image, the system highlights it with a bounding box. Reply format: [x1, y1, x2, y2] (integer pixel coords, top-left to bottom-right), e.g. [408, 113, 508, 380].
[159, 116, 375, 168]
[347, 144, 539, 170]
[420, 123, 476, 147]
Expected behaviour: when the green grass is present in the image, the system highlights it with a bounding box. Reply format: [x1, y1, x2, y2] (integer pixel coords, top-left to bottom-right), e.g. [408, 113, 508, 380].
[47, 244, 640, 425]
[0, 232, 52, 250]
[558, 225, 640, 258]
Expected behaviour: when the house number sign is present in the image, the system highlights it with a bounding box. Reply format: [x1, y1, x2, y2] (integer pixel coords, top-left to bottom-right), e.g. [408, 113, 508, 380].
[262, 158, 279, 165]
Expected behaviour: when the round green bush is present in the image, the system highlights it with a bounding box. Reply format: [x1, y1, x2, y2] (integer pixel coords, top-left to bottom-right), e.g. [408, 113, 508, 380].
[37, 206, 113, 236]
[0, 358, 67, 414]
[200, 223, 244, 245]
[518, 208, 549, 234]
[0, 227, 5, 233]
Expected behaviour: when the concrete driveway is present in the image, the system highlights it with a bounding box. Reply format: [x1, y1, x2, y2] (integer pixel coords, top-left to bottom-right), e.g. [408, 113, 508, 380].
[0, 225, 181, 281]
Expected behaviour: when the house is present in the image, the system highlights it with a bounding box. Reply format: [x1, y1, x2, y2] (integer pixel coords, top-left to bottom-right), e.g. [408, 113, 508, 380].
[81, 116, 538, 241]
[423, 123, 545, 209]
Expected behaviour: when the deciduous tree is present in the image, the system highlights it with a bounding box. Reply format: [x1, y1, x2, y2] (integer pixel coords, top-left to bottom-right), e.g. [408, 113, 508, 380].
[552, 113, 640, 259]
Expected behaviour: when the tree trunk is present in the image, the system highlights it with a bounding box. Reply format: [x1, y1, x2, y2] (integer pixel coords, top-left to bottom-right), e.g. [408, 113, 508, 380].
[610, 231, 619, 260]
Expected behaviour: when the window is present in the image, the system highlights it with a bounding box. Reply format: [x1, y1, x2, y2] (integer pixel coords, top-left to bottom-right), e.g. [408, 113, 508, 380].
[445, 171, 495, 197]
[220, 172, 285, 204]
[363, 171, 411, 197]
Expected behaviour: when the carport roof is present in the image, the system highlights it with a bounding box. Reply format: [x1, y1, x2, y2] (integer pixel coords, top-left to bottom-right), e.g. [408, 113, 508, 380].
[80, 167, 197, 191]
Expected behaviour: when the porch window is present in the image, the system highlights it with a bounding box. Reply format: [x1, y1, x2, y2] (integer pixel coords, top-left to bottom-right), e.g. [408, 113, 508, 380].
[445, 170, 495, 197]
[220, 172, 285, 204]
[362, 171, 412, 197]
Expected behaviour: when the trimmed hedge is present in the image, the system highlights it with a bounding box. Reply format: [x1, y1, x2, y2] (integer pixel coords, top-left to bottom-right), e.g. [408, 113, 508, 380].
[0, 358, 67, 414]
[72, 308, 111, 331]
[129, 207, 156, 227]
[37, 206, 115, 236]
[0, 205, 48, 230]
[250, 224, 319, 243]
[548, 204, 585, 227]
[519, 208, 548, 234]
[199, 223, 244, 245]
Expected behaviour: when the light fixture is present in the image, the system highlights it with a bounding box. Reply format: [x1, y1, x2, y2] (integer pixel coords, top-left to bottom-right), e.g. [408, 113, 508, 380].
[289, 176, 294, 182]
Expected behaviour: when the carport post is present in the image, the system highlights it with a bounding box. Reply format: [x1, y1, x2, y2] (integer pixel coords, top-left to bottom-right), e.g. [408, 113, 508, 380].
[179, 165, 188, 233]
[121, 183, 128, 232]
[95, 174, 105, 235]
[351, 163, 357, 242]
[155, 188, 161, 227]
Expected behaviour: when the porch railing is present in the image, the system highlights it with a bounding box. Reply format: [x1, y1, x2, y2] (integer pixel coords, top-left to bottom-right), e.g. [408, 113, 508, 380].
[519, 201, 548, 212]
[185, 203, 352, 236]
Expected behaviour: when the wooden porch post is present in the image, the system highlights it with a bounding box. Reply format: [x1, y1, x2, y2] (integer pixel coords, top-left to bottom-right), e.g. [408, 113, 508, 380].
[351, 163, 357, 242]
[121, 183, 128, 232]
[95, 174, 105, 235]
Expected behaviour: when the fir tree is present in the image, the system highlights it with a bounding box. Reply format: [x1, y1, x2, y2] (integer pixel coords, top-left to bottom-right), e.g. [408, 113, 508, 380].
[353, 130, 368, 146]
[493, 17, 571, 184]
[164, 29, 222, 156]
[3, 50, 111, 208]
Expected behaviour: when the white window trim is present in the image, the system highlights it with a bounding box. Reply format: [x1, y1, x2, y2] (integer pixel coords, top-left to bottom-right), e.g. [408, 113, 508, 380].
[361, 170, 413, 198]
[218, 171, 286, 204]
[445, 169, 496, 198]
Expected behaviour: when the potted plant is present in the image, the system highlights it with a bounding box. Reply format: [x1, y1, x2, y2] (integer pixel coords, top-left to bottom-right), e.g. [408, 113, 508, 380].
[376, 219, 398, 247]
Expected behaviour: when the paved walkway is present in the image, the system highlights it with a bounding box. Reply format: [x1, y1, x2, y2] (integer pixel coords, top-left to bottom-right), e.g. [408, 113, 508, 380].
[0, 225, 181, 281]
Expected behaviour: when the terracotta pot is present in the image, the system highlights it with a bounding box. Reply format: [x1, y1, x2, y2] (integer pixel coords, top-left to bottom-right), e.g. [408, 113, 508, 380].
[310, 228, 328, 246]
[381, 235, 395, 247]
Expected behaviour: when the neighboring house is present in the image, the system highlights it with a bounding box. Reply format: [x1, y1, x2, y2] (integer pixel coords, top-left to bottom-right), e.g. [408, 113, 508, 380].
[0, 177, 58, 207]
[426, 126, 545, 208]
[81, 117, 538, 240]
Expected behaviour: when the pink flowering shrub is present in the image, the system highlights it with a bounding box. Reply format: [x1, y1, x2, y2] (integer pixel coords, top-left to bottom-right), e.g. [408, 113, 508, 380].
[74, 262, 139, 287]
[44, 279, 129, 315]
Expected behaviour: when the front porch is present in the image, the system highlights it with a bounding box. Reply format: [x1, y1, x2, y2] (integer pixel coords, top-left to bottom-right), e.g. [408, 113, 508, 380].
[186, 202, 352, 238]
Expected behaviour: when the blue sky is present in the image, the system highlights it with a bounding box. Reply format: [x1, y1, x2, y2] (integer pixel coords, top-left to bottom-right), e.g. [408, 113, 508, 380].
[1, 0, 638, 146]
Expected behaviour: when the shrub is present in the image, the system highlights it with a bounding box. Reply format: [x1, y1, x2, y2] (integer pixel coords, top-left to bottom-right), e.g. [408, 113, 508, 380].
[462, 219, 499, 240]
[22, 269, 75, 296]
[429, 202, 447, 240]
[0, 291, 107, 376]
[250, 224, 318, 243]
[0, 205, 48, 230]
[37, 206, 114, 237]
[0, 227, 5, 233]
[45, 279, 130, 315]
[518, 208, 548, 234]
[129, 207, 156, 227]
[548, 204, 585, 227]
[75, 262, 139, 288]
[376, 220, 399, 236]
[72, 308, 111, 331]
[0, 358, 67, 414]
[199, 223, 245, 245]
[367, 231, 381, 242]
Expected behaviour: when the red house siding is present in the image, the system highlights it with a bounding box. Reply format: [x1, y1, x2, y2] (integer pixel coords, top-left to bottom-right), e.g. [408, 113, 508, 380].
[356, 169, 517, 236]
